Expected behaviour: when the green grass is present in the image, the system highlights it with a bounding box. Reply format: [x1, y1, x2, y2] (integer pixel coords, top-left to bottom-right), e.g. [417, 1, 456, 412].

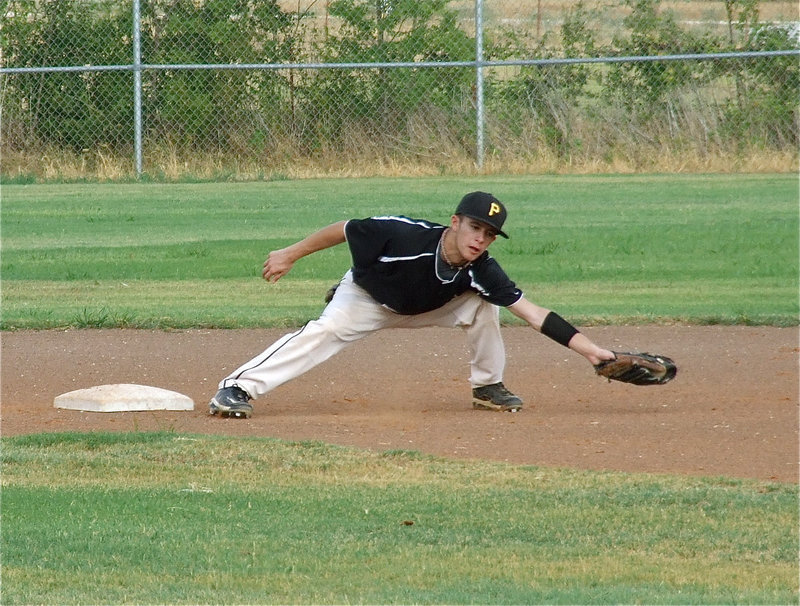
[2, 175, 797, 604]
[1, 174, 798, 328]
[2, 431, 797, 605]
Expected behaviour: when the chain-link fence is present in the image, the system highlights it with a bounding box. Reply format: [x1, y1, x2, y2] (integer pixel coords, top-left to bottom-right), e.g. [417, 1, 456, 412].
[1, 0, 798, 180]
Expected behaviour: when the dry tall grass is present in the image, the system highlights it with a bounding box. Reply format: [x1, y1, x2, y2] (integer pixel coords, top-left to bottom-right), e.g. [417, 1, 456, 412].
[3, 145, 795, 182]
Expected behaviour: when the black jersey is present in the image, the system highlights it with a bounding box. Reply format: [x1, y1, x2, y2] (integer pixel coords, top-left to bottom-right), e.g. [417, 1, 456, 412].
[344, 215, 523, 315]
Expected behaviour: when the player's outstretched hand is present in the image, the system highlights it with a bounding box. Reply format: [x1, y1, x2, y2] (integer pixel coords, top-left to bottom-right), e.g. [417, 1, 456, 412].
[565, 332, 616, 366]
[589, 347, 617, 367]
[262, 248, 294, 282]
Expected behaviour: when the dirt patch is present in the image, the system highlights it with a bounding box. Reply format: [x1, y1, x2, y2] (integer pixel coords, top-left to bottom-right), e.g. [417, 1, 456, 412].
[2, 326, 797, 483]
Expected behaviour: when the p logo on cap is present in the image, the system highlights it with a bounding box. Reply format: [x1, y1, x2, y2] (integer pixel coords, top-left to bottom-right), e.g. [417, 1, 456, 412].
[455, 192, 509, 238]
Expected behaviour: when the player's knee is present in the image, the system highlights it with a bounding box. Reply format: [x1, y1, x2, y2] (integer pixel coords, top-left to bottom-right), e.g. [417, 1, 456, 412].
[311, 313, 364, 342]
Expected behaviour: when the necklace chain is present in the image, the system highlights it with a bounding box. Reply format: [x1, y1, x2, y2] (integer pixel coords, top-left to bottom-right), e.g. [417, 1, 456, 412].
[440, 229, 466, 269]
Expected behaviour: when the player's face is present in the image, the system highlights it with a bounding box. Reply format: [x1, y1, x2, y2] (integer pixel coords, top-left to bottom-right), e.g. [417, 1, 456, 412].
[452, 215, 497, 261]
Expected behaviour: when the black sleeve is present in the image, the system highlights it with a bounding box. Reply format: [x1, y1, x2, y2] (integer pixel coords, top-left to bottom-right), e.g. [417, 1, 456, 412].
[344, 218, 393, 268]
[470, 256, 523, 307]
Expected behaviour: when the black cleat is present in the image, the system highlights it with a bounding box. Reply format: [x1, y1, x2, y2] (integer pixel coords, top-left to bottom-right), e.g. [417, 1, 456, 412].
[472, 382, 523, 412]
[209, 386, 253, 419]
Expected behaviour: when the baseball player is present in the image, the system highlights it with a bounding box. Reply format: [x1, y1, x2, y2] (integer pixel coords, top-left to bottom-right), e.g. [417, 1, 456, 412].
[209, 191, 616, 418]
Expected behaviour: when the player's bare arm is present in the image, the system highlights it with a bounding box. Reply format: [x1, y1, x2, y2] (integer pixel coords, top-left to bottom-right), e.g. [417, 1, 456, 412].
[508, 297, 615, 366]
[262, 221, 348, 282]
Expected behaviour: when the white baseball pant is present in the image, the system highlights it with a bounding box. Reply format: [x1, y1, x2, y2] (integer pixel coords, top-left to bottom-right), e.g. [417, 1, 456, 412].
[220, 270, 507, 399]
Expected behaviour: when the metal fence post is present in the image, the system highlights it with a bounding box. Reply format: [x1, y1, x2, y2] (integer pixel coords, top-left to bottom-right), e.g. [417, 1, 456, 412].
[133, 0, 143, 178]
[475, 0, 485, 170]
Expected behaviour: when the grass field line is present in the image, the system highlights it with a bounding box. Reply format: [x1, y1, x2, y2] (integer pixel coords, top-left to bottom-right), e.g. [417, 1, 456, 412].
[2, 431, 797, 604]
[2, 174, 797, 329]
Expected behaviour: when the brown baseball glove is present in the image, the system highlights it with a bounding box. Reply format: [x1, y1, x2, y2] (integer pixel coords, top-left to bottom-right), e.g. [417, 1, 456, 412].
[594, 352, 677, 386]
[324, 283, 339, 303]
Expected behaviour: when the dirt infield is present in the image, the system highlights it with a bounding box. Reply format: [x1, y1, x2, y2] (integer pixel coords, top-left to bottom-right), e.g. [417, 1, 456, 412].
[2, 326, 798, 483]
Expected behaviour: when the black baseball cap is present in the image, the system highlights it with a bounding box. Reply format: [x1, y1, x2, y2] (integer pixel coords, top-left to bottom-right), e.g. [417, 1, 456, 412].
[455, 191, 509, 238]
